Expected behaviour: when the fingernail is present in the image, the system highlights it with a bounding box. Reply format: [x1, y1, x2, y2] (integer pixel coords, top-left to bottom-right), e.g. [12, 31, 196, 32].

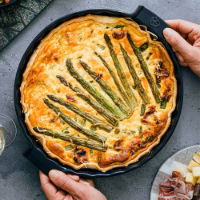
[49, 169, 60, 179]
[163, 28, 172, 38]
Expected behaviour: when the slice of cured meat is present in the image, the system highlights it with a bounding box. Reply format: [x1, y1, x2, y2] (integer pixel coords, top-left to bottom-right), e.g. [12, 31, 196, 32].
[158, 171, 194, 200]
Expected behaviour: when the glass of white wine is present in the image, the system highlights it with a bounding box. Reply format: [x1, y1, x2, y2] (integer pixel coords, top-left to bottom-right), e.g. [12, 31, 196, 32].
[0, 114, 17, 155]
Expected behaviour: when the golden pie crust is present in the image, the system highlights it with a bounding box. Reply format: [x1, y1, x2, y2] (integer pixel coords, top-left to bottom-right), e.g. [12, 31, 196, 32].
[20, 15, 177, 172]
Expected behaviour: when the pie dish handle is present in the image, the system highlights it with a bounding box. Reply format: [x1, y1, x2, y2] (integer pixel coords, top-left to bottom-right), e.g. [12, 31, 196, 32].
[132, 6, 170, 47]
[24, 147, 61, 175]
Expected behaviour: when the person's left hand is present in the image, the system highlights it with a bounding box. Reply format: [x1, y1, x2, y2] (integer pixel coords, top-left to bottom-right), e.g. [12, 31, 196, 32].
[163, 19, 200, 76]
[39, 170, 107, 200]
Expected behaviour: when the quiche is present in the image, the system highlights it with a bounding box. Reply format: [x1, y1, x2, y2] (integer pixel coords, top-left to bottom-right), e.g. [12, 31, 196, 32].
[20, 15, 177, 172]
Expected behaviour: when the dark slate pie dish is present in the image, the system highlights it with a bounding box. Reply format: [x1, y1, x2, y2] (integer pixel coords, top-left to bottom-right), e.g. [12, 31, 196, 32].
[14, 6, 183, 178]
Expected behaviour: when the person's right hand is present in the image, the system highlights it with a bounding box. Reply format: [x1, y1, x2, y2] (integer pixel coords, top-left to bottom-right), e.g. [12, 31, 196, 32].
[163, 19, 200, 76]
[40, 170, 107, 200]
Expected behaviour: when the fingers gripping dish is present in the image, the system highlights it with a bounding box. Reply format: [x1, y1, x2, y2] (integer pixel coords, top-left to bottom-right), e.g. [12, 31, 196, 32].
[20, 15, 177, 172]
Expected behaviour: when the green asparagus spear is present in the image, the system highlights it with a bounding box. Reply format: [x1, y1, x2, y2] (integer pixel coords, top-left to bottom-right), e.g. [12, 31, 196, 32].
[114, 25, 125, 29]
[80, 61, 130, 116]
[104, 33, 137, 111]
[140, 104, 146, 116]
[95, 52, 130, 107]
[56, 75, 118, 126]
[160, 98, 168, 109]
[66, 59, 125, 120]
[65, 145, 74, 151]
[47, 94, 112, 132]
[127, 33, 160, 103]
[139, 42, 149, 52]
[120, 44, 150, 104]
[43, 98, 106, 143]
[146, 52, 152, 61]
[33, 127, 107, 152]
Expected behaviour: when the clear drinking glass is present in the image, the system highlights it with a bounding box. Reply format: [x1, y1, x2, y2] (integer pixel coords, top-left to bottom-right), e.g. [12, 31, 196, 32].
[0, 114, 17, 155]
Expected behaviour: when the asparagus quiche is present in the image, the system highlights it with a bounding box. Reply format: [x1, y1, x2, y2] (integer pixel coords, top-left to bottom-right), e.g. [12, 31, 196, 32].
[20, 15, 177, 172]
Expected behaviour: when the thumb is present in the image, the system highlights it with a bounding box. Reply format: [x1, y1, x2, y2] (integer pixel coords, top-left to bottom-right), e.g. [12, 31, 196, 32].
[163, 28, 193, 56]
[49, 170, 84, 198]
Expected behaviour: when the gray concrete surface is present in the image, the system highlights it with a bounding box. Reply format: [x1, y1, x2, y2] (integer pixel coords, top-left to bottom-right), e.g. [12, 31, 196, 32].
[0, 0, 200, 199]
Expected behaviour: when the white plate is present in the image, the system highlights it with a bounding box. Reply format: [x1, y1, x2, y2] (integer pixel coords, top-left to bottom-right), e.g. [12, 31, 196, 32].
[150, 145, 200, 200]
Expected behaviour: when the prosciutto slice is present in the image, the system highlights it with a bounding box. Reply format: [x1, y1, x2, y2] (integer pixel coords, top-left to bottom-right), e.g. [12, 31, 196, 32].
[158, 171, 194, 200]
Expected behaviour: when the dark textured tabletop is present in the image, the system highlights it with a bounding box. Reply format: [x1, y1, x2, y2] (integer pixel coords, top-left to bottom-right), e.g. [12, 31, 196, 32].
[0, 0, 200, 199]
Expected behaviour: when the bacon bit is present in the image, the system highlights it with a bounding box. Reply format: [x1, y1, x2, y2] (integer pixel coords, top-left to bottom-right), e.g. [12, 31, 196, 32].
[155, 120, 160, 125]
[141, 119, 156, 126]
[141, 119, 149, 124]
[154, 62, 169, 83]
[143, 106, 156, 119]
[95, 73, 103, 81]
[66, 32, 69, 41]
[129, 138, 142, 153]
[49, 117, 57, 123]
[131, 138, 141, 146]
[112, 31, 125, 40]
[158, 61, 163, 68]
[147, 136, 155, 142]
[152, 115, 161, 126]
[53, 56, 59, 62]
[74, 148, 87, 164]
[162, 87, 171, 101]
[160, 87, 171, 109]
[77, 149, 86, 156]
[66, 95, 76, 103]
[138, 143, 146, 148]
[114, 140, 123, 151]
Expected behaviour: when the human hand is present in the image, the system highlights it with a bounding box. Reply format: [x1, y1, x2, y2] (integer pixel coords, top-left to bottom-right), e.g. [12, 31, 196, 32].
[163, 19, 200, 76]
[39, 170, 106, 200]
